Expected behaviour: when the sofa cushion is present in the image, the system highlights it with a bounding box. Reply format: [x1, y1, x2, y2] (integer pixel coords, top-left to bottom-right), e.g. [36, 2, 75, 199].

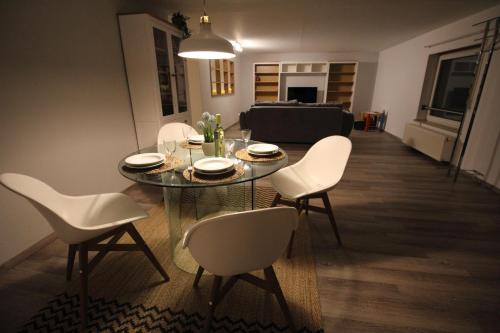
[253, 99, 299, 107]
[298, 102, 344, 108]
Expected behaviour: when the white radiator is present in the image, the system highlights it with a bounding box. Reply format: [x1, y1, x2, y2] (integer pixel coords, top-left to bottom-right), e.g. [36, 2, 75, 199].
[402, 123, 456, 162]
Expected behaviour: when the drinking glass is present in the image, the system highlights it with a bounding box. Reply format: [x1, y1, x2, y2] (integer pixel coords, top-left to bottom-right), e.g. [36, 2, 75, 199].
[163, 140, 176, 158]
[224, 139, 235, 158]
[241, 129, 252, 147]
[182, 127, 190, 142]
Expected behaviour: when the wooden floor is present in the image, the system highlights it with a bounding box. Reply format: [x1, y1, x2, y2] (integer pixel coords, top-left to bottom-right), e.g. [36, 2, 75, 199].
[1, 127, 499, 332]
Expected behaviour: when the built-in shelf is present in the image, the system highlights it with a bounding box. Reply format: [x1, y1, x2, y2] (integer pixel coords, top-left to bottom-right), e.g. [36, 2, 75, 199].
[210, 59, 235, 97]
[253, 61, 358, 110]
[256, 91, 279, 94]
[254, 63, 280, 102]
[326, 62, 357, 111]
[281, 62, 328, 74]
[256, 86, 279, 92]
[329, 81, 354, 84]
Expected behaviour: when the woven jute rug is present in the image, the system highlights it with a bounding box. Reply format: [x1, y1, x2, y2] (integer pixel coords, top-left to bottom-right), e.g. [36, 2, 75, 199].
[235, 149, 287, 162]
[19, 186, 323, 332]
[182, 165, 245, 184]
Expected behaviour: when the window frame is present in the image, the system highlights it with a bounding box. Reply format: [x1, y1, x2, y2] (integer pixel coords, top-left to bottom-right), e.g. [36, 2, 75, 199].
[427, 48, 479, 128]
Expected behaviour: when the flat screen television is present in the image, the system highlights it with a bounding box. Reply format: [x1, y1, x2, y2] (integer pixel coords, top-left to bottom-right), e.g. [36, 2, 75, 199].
[287, 87, 317, 103]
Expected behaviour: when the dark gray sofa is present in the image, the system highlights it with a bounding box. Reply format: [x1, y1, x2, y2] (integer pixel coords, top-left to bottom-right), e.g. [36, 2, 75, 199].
[239, 103, 354, 143]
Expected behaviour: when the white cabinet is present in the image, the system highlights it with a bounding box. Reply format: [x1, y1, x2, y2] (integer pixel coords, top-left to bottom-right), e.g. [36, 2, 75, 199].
[119, 14, 190, 148]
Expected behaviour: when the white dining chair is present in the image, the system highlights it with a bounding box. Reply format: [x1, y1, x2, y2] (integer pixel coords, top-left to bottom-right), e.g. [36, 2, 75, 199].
[157, 122, 198, 145]
[182, 207, 298, 333]
[270, 135, 352, 257]
[0, 173, 169, 330]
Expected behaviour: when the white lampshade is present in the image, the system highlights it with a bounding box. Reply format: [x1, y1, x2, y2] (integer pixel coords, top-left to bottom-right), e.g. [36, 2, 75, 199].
[178, 16, 235, 59]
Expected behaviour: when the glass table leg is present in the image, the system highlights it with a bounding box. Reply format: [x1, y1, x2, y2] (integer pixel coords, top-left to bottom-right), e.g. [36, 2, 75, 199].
[163, 182, 252, 273]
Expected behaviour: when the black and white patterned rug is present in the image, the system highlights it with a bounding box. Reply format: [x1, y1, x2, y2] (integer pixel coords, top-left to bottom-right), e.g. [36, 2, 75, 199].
[19, 293, 323, 332]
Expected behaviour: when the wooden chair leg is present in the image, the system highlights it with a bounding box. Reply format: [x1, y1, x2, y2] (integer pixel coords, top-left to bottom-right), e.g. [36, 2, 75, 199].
[66, 244, 77, 281]
[193, 266, 204, 288]
[271, 193, 281, 207]
[305, 199, 309, 215]
[286, 231, 295, 259]
[203, 275, 222, 333]
[264, 266, 296, 332]
[321, 193, 342, 246]
[79, 243, 88, 331]
[126, 224, 170, 282]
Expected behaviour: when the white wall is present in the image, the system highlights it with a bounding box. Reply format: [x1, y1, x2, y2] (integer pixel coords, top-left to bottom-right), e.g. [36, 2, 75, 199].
[192, 51, 378, 132]
[239, 52, 379, 116]
[0, 0, 173, 265]
[371, 4, 500, 188]
[280, 75, 326, 103]
[195, 58, 242, 129]
[187, 59, 203, 127]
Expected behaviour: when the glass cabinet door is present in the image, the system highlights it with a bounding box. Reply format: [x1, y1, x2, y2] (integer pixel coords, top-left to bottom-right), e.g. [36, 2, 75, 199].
[170, 35, 188, 113]
[153, 28, 174, 116]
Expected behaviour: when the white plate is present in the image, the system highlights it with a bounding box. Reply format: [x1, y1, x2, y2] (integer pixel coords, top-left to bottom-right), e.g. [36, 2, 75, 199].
[194, 157, 234, 173]
[188, 134, 204, 143]
[125, 160, 164, 169]
[125, 153, 165, 167]
[194, 167, 235, 176]
[247, 143, 279, 155]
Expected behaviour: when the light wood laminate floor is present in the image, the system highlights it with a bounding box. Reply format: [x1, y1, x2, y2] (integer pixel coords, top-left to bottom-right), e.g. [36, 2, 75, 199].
[1, 126, 499, 332]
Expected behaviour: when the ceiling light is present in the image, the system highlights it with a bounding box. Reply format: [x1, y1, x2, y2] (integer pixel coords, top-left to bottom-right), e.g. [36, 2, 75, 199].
[230, 40, 243, 53]
[238, 39, 262, 49]
[178, 1, 235, 59]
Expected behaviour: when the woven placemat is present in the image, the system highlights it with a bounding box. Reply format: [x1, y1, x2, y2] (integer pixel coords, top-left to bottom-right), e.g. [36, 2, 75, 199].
[144, 156, 184, 174]
[179, 141, 203, 150]
[182, 165, 244, 184]
[235, 148, 287, 162]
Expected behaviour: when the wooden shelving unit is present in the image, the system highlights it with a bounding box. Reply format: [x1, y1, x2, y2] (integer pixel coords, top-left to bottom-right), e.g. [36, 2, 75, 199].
[281, 62, 328, 74]
[210, 59, 235, 96]
[252, 61, 358, 110]
[254, 63, 280, 102]
[326, 62, 357, 110]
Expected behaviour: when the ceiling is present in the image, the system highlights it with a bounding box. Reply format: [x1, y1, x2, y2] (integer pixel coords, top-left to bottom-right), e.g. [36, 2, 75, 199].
[163, 0, 499, 53]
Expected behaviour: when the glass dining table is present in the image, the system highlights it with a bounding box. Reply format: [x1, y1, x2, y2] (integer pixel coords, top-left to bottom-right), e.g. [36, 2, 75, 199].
[118, 139, 288, 273]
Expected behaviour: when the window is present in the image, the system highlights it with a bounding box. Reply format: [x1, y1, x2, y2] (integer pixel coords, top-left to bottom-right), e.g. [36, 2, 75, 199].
[429, 49, 478, 122]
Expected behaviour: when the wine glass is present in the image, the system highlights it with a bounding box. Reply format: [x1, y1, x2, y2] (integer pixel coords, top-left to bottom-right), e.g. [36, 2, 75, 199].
[241, 129, 252, 147]
[224, 139, 235, 158]
[182, 126, 190, 142]
[163, 140, 176, 158]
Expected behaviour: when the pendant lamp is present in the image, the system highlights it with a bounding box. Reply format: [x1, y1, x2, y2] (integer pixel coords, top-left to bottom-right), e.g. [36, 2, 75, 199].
[178, 1, 235, 59]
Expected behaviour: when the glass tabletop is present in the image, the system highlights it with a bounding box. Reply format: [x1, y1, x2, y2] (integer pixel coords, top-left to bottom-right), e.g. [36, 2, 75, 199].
[118, 139, 288, 188]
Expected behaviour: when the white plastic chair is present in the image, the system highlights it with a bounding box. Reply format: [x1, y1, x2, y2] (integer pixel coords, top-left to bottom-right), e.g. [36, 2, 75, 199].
[0, 173, 169, 329]
[157, 122, 198, 145]
[183, 207, 298, 333]
[270, 135, 352, 257]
